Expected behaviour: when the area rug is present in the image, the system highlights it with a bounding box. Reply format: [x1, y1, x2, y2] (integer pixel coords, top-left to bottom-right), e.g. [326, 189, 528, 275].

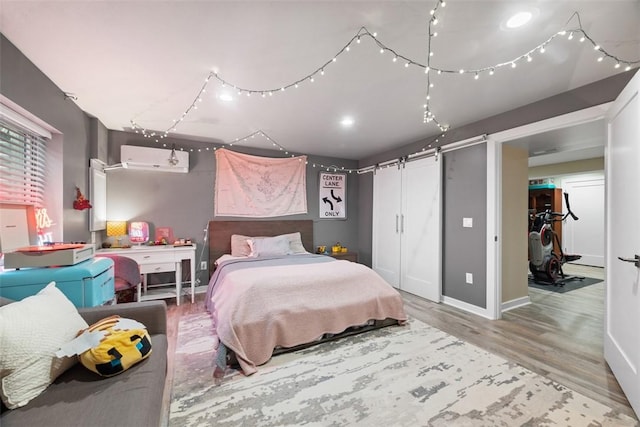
[528, 275, 603, 293]
[169, 312, 635, 426]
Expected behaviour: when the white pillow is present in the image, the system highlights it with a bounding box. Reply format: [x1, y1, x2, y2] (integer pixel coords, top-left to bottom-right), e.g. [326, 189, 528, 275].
[247, 235, 291, 257]
[0, 282, 88, 409]
[281, 232, 308, 254]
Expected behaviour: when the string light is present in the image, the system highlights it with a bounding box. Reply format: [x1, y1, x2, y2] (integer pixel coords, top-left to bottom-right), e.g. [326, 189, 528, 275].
[138, 129, 361, 173]
[129, 5, 639, 165]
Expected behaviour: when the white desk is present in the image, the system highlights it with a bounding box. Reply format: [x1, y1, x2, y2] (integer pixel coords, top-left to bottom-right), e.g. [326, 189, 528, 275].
[97, 245, 196, 305]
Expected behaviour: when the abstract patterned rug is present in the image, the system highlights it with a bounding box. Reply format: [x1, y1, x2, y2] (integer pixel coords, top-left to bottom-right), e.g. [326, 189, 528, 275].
[169, 312, 636, 426]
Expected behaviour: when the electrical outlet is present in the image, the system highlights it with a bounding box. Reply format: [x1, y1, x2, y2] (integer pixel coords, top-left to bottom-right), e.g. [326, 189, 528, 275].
[200, 261, 207, 270]
[465, 273, 473, 284]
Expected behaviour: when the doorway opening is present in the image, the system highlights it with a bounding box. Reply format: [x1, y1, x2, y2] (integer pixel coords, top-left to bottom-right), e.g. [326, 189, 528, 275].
[496, 118, 631, 413]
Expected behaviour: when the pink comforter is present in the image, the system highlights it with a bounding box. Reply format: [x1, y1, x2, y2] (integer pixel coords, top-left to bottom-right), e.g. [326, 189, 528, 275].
[207, 257, 407, 375]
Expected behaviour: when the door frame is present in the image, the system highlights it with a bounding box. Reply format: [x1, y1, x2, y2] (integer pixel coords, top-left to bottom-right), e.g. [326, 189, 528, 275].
[487, 102, 611, 319]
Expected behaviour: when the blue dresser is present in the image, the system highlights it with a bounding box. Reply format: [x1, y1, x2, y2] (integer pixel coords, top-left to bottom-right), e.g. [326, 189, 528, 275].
[0, 257, 115, 307]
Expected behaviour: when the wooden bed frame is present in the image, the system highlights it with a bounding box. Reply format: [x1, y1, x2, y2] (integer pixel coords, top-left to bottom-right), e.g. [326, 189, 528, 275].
[208, 219, 314, 278]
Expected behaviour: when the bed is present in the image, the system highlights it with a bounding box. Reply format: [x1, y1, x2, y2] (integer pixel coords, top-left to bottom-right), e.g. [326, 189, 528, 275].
[206, 220, 408, 376]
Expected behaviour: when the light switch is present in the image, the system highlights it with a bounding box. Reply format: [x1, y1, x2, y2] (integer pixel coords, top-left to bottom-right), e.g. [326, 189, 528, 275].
[463, 217, 473, 228]
[465, 273, 473, 284]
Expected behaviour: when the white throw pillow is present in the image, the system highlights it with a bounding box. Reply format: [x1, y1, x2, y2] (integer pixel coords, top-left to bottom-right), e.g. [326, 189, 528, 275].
[0, 282, 88, 409]
[247, 235, 291, 257]
[281, 232, 308, 254]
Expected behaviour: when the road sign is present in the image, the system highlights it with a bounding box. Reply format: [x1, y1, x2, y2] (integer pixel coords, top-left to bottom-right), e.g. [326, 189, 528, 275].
[319, 172, 346, 219]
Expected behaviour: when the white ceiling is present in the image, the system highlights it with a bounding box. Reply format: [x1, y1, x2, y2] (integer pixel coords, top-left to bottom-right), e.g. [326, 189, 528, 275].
[1, 1, 638, 161]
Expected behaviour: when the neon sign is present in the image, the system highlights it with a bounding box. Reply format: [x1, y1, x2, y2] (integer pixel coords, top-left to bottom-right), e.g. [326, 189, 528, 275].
[36, 207, 54, 245]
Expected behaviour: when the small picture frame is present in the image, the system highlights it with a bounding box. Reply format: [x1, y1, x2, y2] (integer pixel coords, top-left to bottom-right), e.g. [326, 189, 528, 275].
[155, 227, 174, 244]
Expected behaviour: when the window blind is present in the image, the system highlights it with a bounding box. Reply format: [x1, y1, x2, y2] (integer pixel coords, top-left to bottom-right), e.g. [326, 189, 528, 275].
[0, 117, 48, 207]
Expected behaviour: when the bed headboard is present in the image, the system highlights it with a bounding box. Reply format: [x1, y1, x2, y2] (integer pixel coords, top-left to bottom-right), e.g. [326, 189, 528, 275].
[208, 220, 314, 277]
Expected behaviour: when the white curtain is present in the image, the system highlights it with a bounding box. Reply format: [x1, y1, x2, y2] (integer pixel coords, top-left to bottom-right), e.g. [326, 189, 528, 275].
[214, 149, 307, 217]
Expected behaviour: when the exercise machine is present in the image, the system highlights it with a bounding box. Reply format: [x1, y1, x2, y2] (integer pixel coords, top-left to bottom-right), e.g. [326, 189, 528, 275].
[528, 192, 583, 285]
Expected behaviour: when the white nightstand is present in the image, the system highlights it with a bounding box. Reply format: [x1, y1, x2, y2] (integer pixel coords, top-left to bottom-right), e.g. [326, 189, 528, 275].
[97, 245, 196, 305]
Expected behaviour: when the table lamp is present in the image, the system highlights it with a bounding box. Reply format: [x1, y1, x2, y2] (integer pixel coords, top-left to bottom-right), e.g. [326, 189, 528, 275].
[106, 221, 127, 247]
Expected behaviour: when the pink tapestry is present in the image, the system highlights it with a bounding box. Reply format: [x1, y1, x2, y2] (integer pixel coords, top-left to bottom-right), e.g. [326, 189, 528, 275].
[214, 149, 307, 217]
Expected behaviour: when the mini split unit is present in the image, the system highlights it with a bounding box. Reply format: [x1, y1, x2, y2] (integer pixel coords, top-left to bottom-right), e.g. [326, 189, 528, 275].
[112, 145, 189, 173]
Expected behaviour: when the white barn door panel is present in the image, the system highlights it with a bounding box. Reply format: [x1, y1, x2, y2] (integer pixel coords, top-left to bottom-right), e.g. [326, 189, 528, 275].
[372, 156, 442, 302]
[372, 166, 402, 287]
[401, 157, 441, 301]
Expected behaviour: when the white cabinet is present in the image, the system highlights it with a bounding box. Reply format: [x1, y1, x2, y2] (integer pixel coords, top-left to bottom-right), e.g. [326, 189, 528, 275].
[372, 156, 441, 302]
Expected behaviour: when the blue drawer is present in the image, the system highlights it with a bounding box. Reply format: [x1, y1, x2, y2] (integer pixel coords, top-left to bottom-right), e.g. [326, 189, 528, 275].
[0, 257, 115, 307]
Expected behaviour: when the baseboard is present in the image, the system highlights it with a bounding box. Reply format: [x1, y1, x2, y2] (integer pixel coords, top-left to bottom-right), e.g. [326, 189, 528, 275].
[442, 296, 495, 319]
[501, 296, 531, 313]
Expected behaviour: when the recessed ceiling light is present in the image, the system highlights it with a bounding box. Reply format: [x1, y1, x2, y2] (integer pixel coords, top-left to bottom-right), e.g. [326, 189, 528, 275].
[340, 117, 354, 127]
[219, 93, 233, 102]
[506, 11, 532, 28]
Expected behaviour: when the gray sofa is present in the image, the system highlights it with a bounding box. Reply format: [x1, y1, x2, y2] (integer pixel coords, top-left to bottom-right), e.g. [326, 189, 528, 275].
[0, 300, 168, 427]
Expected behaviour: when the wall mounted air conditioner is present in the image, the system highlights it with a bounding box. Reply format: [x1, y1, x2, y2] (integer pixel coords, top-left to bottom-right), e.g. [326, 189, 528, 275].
[120, 145, 189, 173]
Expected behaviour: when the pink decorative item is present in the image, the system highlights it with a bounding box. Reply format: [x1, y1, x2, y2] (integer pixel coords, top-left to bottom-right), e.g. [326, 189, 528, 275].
[214, 148, 307, 217]
[155, 227, 174, 245]
[128, 222, 149, 244]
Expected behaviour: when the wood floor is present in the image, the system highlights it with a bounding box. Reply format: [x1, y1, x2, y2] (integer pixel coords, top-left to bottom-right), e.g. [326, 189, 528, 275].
[403, 264, 636, 420]
[161, 264, 637, 423]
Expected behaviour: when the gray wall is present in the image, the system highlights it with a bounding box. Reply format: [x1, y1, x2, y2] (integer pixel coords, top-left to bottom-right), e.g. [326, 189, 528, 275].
[442, 144, 487, 307]
[1, 34, 95, 243]
[357, 173, 374, 266]
[89, 117, 109, 162]
[107, 132, 360, 286]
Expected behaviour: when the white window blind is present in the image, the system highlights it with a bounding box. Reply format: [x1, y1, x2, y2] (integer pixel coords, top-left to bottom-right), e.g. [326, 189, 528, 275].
[0, 117, 48, 207]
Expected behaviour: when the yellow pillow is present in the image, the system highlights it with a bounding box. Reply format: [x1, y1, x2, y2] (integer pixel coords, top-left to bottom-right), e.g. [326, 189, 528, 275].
[79, 315, 152, 377]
